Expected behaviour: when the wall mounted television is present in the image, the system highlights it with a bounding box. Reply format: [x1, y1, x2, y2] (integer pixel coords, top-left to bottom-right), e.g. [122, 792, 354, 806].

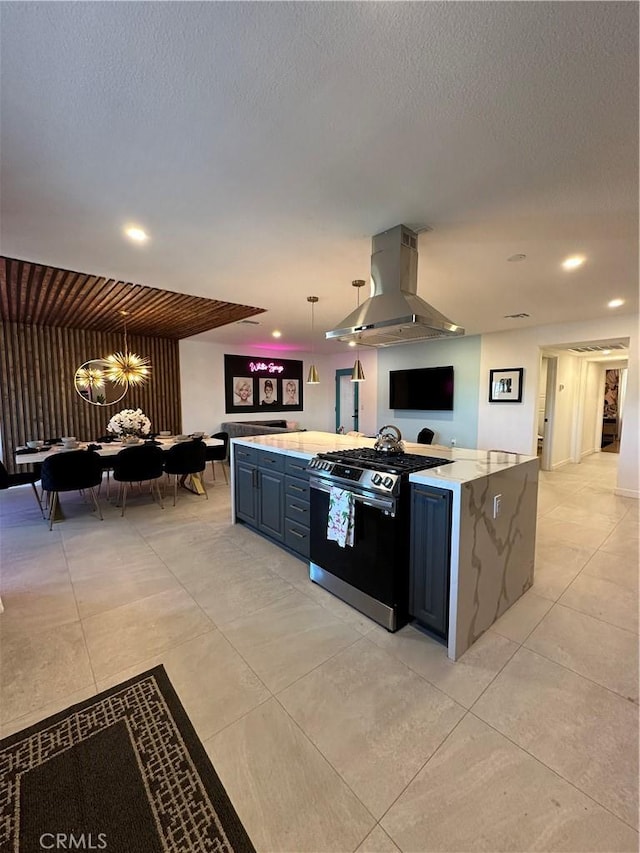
[389, 365, 454, 411]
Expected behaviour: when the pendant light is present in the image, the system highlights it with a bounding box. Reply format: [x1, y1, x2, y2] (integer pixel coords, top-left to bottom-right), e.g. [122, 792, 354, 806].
[105, 310, 152, 387]
[306, 296, 320, 384]
[351, 280, 366, 382]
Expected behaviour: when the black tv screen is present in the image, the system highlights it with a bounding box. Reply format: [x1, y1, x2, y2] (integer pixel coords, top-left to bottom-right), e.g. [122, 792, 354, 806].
[389, 366, 454, 411]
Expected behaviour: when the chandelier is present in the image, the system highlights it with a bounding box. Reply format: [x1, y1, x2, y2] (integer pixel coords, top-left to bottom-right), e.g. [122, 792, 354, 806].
[75, 364, 105, 390]
[105, 311, 151, 387]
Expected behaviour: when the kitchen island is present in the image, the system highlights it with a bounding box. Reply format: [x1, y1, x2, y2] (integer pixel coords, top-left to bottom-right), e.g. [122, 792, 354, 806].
[230, 431, 538, 660]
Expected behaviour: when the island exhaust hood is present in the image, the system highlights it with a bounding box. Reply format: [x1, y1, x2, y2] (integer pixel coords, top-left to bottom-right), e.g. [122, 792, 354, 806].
[325, 224, 464, 347]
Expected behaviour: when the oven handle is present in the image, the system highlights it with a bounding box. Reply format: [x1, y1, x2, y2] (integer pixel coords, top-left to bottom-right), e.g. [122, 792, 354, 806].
[310, 479, 396, 515]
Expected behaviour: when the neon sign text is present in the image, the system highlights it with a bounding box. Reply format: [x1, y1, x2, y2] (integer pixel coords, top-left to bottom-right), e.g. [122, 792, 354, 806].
[249, 361, 285, 374]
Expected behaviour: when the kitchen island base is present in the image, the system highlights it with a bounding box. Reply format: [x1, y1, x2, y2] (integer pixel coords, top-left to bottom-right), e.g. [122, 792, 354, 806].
[230, 432, 538, 661]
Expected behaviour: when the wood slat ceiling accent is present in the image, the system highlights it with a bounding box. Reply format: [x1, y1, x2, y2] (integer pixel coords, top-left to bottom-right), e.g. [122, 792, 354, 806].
[0, 256, 266, 338]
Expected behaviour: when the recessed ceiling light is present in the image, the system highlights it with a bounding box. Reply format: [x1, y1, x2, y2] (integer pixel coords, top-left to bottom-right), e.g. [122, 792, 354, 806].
[348, 341, 357, 347]
[272, 330, 282, 338]
[608, 298, 625, 308]
[507, 254, 527, 263]
[124, 226, 148, 243]
[601, 350, 611, 355]
[562, 255, 585, 270]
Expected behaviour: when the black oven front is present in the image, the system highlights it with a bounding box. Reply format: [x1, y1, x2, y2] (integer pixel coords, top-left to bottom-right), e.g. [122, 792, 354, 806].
[309, 476, 411, 631]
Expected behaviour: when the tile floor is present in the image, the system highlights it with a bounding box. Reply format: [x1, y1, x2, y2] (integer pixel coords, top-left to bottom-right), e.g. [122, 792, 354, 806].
[0, 453, 638, 852]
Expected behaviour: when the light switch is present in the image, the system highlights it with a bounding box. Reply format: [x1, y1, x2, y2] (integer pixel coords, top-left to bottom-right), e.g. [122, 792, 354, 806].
[493, 494, 502, 518]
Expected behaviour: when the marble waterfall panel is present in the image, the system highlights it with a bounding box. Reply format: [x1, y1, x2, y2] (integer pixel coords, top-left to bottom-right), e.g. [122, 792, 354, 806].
[451, 459, 539, 659]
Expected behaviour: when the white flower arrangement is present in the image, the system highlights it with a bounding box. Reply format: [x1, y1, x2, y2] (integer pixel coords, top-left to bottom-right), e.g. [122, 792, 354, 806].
[107, 408, 151, 437]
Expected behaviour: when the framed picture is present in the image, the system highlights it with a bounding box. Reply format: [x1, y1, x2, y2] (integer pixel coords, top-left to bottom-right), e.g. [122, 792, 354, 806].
[233, 376, 254, 407]
[224, 354, 303, 413]
[258, 376, 278, 407]
[282, 378, 299, 406]
[489, 368, 524, 403]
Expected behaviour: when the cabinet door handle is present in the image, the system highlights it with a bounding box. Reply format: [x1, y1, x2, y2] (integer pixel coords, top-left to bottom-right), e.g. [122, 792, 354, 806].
[289, 484, 305, 492]
[290, 505, 307, 514]
[288, 528, 306, 539]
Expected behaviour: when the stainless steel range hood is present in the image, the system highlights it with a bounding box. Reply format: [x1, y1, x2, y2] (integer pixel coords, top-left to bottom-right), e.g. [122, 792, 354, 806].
[326, 224, 464, 347]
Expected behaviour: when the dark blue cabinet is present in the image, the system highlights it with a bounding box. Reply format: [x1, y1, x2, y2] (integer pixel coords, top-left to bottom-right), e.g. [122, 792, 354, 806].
[258, 468, 285, 541]
[234, 448, 309, 556]
[409, 484, 452, 638]
[234, 446, 258, 524]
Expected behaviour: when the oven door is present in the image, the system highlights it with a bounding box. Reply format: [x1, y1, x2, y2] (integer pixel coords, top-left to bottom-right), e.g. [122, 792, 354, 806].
[309, 479, 410, 631]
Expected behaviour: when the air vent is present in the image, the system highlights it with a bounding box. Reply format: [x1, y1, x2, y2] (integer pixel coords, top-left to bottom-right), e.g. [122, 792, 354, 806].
[568, 343, 627, 353]
[401, 230, 417, 250]
[504, 313, 531, 319]
[237, 319, 260, 325]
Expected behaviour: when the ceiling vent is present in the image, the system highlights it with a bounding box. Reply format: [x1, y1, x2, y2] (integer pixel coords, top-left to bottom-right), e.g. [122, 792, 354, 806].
[568, 343, 627, 353]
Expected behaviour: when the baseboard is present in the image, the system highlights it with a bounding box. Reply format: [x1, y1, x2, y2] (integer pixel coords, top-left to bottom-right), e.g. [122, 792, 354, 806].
[614, 487, 640, 499]
[580, 448, 596, 459]
[551, 458, 573, 470]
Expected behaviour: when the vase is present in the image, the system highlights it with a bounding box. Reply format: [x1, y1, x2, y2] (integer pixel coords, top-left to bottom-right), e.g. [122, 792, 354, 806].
[122, 435, 142, 445]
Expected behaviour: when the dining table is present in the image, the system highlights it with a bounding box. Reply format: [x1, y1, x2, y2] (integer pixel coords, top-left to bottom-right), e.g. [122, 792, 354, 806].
[15, 435, 224, 499]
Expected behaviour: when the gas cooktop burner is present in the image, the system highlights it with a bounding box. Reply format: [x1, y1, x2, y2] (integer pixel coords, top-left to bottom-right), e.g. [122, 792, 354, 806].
[318, 448, 453, 475]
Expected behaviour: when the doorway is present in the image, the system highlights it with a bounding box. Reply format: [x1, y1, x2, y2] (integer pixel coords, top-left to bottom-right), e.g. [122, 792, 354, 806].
[335, 368, 359, 433]
[601, 367, 627, 454]
[540, 355, 557, 471]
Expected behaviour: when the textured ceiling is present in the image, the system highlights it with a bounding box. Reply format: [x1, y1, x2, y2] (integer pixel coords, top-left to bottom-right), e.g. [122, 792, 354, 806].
[0, 2, 637, 353]
[0, 257, 264, 339]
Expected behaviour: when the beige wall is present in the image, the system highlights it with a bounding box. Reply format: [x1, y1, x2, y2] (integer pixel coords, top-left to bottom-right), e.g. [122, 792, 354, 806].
[478, 314, 638, 497]
[181, 312, 639, 497]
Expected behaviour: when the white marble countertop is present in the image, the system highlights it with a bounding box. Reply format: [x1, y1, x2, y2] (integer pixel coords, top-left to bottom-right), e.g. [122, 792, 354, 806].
[231, 431, 537, 486]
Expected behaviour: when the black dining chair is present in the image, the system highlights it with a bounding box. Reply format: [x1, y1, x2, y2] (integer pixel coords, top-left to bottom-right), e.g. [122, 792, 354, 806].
[0, 459, 45, 517]
[417, 428, 435, 445]
[205, 431, 229, 484]
[164, 440, 208, 506]
[41, 450, 103, 530]
[112, 445, 165, 516]
[94, 436, 117, 499]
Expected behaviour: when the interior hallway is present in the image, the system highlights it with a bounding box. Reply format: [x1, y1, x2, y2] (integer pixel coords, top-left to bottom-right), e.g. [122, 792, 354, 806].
[0, 453, 637, 852]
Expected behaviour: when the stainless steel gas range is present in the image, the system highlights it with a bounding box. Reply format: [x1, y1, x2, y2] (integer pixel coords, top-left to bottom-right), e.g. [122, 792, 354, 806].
[308, 448, 454, 631]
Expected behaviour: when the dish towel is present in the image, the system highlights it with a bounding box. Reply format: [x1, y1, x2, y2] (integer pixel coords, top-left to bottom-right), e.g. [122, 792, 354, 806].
[327, 487, 355, 548]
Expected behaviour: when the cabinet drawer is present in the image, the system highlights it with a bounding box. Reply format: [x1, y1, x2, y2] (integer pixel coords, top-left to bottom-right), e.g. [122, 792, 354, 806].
[285, 496, 310, 525]
[285, 520, 310, 558]
[285, 456, 310, 478]
[257, 450, 285, 472]
[234, 445, 256, 464]
[285, 475, 310, 501]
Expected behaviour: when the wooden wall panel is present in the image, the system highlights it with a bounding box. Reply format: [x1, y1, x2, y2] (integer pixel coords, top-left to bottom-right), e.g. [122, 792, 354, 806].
[0, 322, 181, 473]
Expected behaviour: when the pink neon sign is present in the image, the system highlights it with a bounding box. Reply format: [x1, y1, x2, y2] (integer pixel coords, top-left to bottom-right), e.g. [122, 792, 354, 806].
[248, 361, 285, 374]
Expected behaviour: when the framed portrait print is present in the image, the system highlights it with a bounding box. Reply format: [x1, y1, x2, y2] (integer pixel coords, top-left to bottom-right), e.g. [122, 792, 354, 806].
[282, 378, 299, 406]
[489, 368, 524, 403]
[233, 376, 254, 407]
[258, 376, 278, 407]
